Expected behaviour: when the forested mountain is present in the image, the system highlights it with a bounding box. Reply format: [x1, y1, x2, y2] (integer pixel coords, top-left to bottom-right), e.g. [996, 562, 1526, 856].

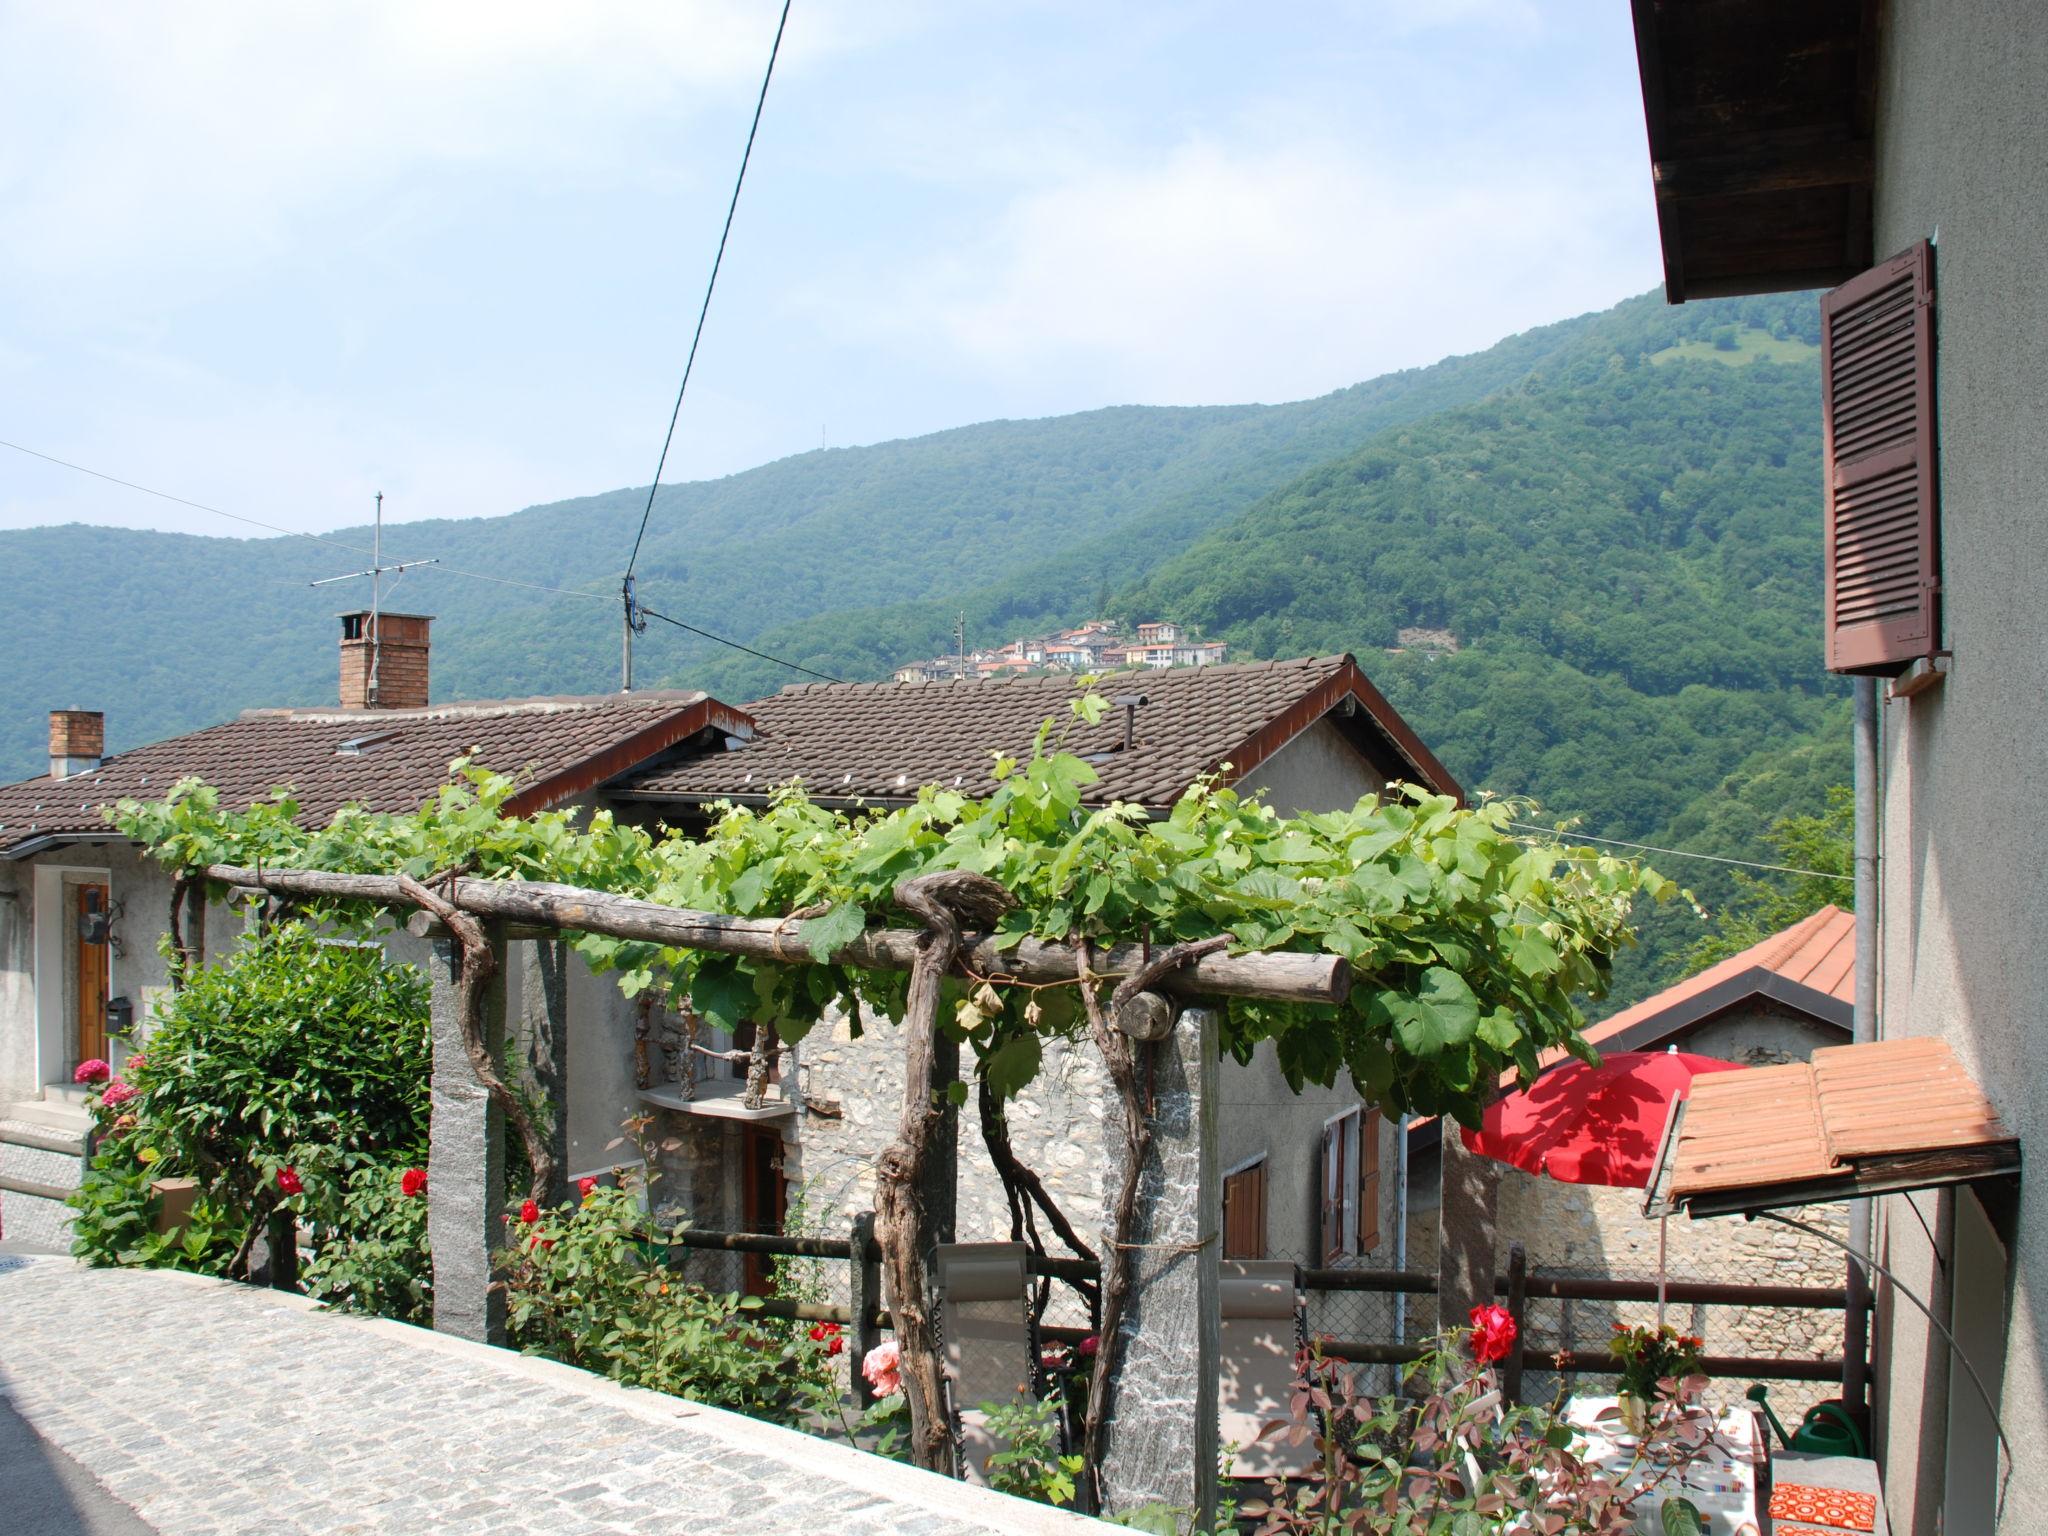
[2, 286, 1836, 1003]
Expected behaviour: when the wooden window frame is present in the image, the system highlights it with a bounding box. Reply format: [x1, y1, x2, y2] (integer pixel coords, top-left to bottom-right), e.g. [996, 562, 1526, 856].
[1222, 1154, 1269, 1261]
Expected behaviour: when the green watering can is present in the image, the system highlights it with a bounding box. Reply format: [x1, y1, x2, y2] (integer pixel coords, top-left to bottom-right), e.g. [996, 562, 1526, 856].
[1747, 1384, 1868, 1458]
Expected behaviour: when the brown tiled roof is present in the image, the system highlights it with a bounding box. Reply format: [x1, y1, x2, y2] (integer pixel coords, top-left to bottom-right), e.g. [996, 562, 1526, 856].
[1657, 1036, 2019, 1217]
[0, 692, 756, 856]
[616, 655, 1459, 812]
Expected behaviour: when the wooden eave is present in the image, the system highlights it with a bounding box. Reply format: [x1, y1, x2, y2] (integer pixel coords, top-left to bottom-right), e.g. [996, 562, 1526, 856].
[1630, 0, 1881, 302]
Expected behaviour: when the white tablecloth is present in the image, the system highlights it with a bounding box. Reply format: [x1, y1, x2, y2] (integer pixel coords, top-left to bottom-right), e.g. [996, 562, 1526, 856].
[1562, 1395, 1764, 1535]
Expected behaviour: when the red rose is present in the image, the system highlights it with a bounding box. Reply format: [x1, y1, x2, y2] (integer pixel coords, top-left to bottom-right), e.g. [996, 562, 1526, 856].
[1468, 1303, 1517, 1365]
[400, 1167, 428, 1198]
[1077, 1334, 1099, 1358]
[276, 1167, 303, 1196]
[519, 1198, 540, 1224]
[577, 1176, 599, 1200]
[809, 1322, 845, 1356]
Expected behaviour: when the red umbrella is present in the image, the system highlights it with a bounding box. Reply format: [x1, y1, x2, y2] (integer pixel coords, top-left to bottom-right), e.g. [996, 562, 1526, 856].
[1461, 1049, 1746, 1188]
[1461, 1049, 1747, 1325]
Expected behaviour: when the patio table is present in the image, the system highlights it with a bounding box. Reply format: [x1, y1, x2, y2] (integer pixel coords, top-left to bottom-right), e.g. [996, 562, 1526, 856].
[1562, 1394, 1766, 1534]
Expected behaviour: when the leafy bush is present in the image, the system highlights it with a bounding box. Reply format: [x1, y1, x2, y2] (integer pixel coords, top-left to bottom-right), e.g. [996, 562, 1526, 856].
[982, 1395, 1084, 1508]
[501, 1186, 840, 1429]
[70, 921, 430, 1278]
[302, 1161, 433, 1323]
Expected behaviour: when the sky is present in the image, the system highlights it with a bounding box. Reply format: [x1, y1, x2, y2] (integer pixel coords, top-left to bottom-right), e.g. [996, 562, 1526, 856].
[0, 1, 1660, 538]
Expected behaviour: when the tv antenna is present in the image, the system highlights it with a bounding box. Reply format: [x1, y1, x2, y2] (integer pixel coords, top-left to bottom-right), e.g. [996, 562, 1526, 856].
[310, 492, 438, 707]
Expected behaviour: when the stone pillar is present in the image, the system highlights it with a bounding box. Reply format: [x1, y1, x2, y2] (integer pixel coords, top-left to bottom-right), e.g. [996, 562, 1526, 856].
[1437, 1122, 1500, 1331]
[518, 938, 571, 1208]
[429, 928, 508, 1344]
[1096, 1005, 1220, 1525]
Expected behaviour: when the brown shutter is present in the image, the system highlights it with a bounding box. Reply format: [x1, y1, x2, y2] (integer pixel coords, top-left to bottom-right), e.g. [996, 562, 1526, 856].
[1223, 1162, 1267, 1260]
[1358, 1110, 1382, 1254]
[1821, 240, 1939, 675]
[1319, 1122, 1346, 1265]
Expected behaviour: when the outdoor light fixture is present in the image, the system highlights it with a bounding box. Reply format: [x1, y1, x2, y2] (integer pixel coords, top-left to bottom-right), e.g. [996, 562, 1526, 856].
[77, 892, 112, 945]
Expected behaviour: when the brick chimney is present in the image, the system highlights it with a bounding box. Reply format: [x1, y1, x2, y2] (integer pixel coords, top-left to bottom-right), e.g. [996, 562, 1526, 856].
[339, 611, 432, 710]
[49, 709, 104, 779]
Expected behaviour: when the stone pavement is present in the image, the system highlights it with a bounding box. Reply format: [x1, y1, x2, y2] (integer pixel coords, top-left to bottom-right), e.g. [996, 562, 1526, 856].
[0, 1256, 1105, 1536]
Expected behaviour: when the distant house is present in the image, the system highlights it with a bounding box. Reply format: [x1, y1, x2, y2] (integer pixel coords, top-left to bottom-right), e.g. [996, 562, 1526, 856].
[0, 612, 757, 1249]
[610, 654, 1461, 1287]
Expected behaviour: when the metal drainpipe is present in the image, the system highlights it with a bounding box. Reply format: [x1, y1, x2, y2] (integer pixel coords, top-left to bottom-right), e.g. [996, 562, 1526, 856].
[1394, 1112, 1411, 1343]
[1844, 676, 1880, 1414]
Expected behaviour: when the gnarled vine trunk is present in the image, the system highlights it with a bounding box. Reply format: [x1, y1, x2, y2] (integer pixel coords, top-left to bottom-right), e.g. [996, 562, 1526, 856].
[874, 869, 1016, 1476]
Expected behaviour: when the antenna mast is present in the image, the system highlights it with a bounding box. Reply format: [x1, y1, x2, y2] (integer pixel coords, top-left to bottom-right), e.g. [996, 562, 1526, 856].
[309, 492, 439, 707]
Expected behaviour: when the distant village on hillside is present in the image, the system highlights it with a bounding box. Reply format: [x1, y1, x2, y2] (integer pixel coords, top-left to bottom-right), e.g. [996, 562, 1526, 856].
[891, 620, 1227, 683]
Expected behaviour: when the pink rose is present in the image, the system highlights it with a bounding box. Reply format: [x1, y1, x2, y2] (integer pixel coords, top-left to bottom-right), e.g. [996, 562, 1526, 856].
[1468, 1303, 1518, 1365]
[100, 1079, 137, 1108]
[862, 1340, 903, 1398]
[74, 1059, 111, 1085]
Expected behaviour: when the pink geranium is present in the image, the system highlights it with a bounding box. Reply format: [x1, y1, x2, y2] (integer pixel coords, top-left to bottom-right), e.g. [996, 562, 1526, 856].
[74, 1059, 110, 1085]
[862, 1340, 903, 1398]
[100, 1079, 137, 1108]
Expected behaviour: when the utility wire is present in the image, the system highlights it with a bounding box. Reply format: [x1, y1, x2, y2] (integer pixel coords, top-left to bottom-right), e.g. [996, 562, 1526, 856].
[638, 605, 843, 684]
[2, 436, 610, 605]
[623, 0, 792, 581]
[1505, 819, 1853, 882]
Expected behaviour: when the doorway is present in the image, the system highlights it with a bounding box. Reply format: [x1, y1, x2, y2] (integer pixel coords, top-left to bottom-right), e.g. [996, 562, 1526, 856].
[74, 883, 111, 1070]
[738, 1124, 787, 1297]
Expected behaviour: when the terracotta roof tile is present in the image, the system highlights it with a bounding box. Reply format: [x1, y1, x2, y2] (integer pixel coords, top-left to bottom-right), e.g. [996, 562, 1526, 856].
[617, 654, 1458, 812]
[1665, 1036, 2019, 1211]
[0, 692, 754, 855]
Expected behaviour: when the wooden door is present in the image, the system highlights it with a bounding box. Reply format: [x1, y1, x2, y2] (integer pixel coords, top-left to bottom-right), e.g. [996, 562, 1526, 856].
[75, 883, 110, 1067]
[738, 1124, 787, 1297]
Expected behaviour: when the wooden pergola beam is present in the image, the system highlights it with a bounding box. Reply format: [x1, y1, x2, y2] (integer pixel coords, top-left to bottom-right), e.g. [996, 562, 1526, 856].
[203, 864, 1350, 1006]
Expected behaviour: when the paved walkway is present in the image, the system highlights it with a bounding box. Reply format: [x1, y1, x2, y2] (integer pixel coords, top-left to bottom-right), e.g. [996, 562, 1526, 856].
[0, 1256, 1102, 1536]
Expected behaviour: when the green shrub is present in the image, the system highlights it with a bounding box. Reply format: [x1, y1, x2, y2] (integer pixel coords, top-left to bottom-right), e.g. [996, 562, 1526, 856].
[71, 921, 430, 1279]
[502, 1186, 841, 1429]
[302, 1161, 433, 1323]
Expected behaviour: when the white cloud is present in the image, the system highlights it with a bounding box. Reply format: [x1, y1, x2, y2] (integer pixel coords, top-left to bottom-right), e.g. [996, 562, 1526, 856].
[827, 126, 1658, 407]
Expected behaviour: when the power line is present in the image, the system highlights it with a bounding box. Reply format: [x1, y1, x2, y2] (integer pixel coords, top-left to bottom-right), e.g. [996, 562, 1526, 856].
[638, 604, 844, 684]
[623, 0, 792, 582]
[1504, 820, 1853, 882]
[2, 436, 611, 605]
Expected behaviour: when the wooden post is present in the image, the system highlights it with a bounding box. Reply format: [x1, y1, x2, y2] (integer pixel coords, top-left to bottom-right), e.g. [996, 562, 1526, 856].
[1503, 1240, 1527, 1406]
[429, 926, 509, 1344]
[1094, 1004, 1220, 1525]
[849, 1210, 882, 1409]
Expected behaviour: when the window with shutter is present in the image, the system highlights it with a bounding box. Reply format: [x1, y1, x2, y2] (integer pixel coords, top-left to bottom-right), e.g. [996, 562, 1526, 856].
[1358, 1109, 1382, 1254]
[1822, 240, 1939, 675]
[1319, 1110, 1362, 1265]
[1223, 1159, 1267, 1260]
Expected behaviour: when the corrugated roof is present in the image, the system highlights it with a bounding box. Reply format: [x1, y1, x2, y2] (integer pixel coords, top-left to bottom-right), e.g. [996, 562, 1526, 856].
[616, 654, 1458, 812]
[1657, 1036, 2019, 1216]
[0, 692, 755, 856]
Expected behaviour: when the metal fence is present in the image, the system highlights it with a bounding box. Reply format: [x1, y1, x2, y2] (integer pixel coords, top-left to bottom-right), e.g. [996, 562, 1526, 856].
[654, 1220, 1862, 1429]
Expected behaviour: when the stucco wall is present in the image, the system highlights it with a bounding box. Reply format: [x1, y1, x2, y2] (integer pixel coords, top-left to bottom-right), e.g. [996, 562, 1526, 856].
[1867, 6, 2048, 1532]
[1237, 717, 1380, 816]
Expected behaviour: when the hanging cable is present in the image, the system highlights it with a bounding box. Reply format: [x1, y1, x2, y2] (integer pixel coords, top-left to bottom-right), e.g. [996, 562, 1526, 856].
[1504, 820, 1853, 882]
[637, 604, 843, 684]
[622, 0, 792, 583]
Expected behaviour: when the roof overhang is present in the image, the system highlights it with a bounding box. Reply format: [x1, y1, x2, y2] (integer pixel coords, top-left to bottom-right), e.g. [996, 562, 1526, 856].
[1631, 0, 1881, 302]
[3, 831, 125, 862]
[507, 700, 757, 817]
[1215, 656, 1463, 804]
[1646, 1036, 2019, 1219]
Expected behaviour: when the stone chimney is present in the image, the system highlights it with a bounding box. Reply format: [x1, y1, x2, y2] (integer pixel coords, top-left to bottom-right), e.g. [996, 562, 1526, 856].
[49, 710, 104, 779]
[339, 611, 433, 710]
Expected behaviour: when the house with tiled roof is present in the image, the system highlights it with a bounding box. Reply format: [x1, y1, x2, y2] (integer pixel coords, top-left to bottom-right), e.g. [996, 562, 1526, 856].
[0, 611, 757, 1247]
[612, 654, 1461, 1297]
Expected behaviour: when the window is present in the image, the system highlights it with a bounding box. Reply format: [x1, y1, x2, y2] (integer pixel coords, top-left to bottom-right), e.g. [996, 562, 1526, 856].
[1222, 1158, 1268, 1260]
[1320, 1109, 1383, 1263]
[1821, 240, 1940, 675]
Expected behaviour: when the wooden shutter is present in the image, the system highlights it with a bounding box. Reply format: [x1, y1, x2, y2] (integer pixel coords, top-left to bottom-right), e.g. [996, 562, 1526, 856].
[1319, 1120, 1348, 1265]
[1358, 1110, 1382, 1254]
[1223, 1162, 1267, 1260]
[1821, 240, 1939, 675]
